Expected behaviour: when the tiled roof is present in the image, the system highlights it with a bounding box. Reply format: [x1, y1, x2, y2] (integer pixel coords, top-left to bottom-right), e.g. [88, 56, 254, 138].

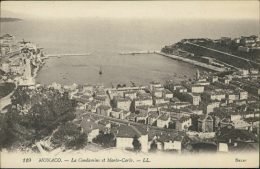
[179, 116, 190, 123]
[136, 105, 149, 110]
[94, 96, 106, 101]
[117, 97, 131, 102]
[199, 115, 213, 121]
[127, 113, 138, 119]
[115, 125, 147, 138]
[164, 89, 172, 94]
[81, 120, 107, 133]
[98, 119, 111, 126]
[136, 112, 148, 117]
[98, 105, 111, 110]
[158, 114, 170, 121]
[76, 98, 90, 103]
[148, 111, 159, 118]
[123, 110, 130, 114]
[112, 108, 122, 112]
[217, 128, 259, 143]
[156, 131, 179, 142]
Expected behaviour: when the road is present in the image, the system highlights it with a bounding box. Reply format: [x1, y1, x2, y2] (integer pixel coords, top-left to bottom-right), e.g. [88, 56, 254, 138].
[83, 111, 176, 132]
[186, 42, 260, 66]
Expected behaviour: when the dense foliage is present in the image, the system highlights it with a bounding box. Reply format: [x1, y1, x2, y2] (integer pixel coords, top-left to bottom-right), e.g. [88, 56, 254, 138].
[92, 131, 116, 148]
[149, 140, 157, 153]
[51, 122, 87, 150]
[0, 82, 15, 99]
[0, 86, 77, 151]
[132, 135, 141, 152]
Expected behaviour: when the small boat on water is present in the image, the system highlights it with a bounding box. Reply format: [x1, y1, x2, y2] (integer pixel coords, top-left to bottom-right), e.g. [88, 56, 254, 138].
[58, 55, 61, 58]
[99, 66, 102, 75]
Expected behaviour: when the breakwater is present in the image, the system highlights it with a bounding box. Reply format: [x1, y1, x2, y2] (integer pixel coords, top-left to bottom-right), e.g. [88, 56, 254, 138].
[118, 51, 160, 55]
[47, 53, 91, 57]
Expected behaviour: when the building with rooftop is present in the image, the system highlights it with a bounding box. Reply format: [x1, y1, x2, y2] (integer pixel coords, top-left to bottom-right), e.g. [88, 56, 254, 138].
[96, 105, 112, 116]
[163, 89, 173, 99]
[119, 110, 131, 120]
[123, 91, 137, 100]
[115, 125, 149, 152]
[157, 113, 170, 128]
[110, 108, 123, 118]
[176, 116, 192, 131]
[148, 81, 162, 91]
[203, 91, 226, 101]
[81, 119, 108, 142]
[198, 115, 213, 132]
[136, 112, 148, 124]
[217, 128, 259, 153]
[185, 92, 201, 105]
[133, 96, 153, 110]
[114, 97, 132, 111]
[200, 100, 220, 114]
[147, 111, 160, 125]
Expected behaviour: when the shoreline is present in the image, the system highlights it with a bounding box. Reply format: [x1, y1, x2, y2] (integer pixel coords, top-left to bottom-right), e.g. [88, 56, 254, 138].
[155, 52, 226, 72]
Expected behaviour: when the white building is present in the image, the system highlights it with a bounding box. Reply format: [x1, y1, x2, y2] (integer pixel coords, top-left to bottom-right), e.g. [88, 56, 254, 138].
[115, 125, 149, 153]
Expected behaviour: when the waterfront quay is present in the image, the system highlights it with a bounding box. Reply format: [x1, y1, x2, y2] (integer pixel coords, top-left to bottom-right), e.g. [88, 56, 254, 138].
[155, 52, 226, 72]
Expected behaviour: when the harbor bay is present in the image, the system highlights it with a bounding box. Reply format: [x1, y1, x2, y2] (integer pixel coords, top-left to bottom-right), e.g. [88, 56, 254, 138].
[35, 53, 210, 87]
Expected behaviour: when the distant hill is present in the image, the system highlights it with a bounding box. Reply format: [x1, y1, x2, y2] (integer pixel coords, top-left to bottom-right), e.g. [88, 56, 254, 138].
[0, 18, 23, 22]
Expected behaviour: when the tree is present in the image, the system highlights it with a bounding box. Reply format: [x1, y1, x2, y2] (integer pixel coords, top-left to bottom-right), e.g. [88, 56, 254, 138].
[51, 122, 87, 150]
[2, 87, 77, 151]
[92, 131, 116, 148]
[149, 140, 157, 153]
[117, 84, 121, 88]
[122, 84, 126, 87]
[132, 135, 141, 152]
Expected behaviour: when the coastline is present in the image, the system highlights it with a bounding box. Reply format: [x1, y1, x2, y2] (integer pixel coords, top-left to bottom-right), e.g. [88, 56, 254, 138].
[155, 52, 226, 72]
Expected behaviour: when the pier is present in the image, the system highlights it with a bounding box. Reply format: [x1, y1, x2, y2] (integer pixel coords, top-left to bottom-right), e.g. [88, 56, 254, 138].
[155, 52, 226, 72]
[118, 51, 160, 55]
[47, 53, 91, 57]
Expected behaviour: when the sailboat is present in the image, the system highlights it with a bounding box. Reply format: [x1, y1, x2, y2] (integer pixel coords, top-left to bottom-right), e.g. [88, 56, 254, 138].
[99, 66, 102, 75]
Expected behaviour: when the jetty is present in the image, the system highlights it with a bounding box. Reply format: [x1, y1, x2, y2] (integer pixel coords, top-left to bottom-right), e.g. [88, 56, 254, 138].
[47, 53, 91, 57]
[118, 51, 160, 55]
[155, 52, 226, 72]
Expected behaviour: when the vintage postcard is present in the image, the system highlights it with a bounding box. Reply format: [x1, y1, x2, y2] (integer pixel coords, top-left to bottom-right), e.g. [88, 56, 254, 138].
[0, 1, 259, 168]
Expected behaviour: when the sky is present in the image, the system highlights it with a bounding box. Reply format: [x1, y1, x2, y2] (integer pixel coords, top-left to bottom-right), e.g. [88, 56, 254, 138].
[1, 1, 259, 20]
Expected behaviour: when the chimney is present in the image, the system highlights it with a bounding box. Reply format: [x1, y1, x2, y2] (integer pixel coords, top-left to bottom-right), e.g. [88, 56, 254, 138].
[90, 125, 93, 129]
[229, 138, 232, 143]
[146, 128, 149, 131]
[119, 124, 121, 126]
[116, 130, 119, 134]
[128, 123, 131, 126]
[234, 142, 237, 147]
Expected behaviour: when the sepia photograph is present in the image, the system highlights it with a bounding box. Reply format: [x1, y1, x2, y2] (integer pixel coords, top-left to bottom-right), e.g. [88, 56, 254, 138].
[0, 1, 259, 168]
